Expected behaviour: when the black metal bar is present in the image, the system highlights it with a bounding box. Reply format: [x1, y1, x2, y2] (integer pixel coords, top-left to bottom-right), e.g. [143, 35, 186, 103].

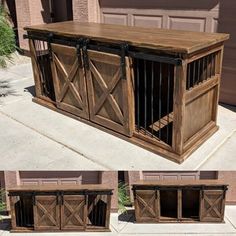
[158, 62, 162, 139]
[144, 60, 147, 133]
[120, 43, 128, 80]
[83, 38, 90, 70]
[197, 59, 201, 85]
[136, 59, 140, 132]
[128, 51, 182, 65]
[167, 64, 170, 144]
[187, 64, 190, 89]
[151, 61, 154, 137]
[193, 60, 196, 87]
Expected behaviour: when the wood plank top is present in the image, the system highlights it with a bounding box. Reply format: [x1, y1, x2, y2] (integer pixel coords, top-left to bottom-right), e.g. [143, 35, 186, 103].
[24, 21, 229, 54]
[133, 180, 228, 187]
[8, 184, 113, 192]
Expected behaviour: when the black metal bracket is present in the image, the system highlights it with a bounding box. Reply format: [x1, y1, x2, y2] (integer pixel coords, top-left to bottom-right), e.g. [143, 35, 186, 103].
[76, 38, 84, 68]
[120, 43, 129, 80]
[47, 33, 54, 60]
[82, 38, 90, 70]
[33, 191, 36, 205]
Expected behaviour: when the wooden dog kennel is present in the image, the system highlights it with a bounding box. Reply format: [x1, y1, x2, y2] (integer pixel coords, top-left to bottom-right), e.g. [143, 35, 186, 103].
[24, 21, 229, 163]
[132, 180, 228, 223]
[8, 185, 113, 232]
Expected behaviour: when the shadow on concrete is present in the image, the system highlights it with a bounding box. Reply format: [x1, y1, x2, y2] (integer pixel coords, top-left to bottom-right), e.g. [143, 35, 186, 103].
[0, 218, 11, 231]
[118, 209, 135, 223]
[220, 102, 236, 113]
[24, 85, 36, 97]
[0, 80, 18, 105]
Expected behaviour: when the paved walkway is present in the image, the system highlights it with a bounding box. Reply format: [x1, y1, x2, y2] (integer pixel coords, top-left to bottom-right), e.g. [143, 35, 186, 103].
[0, 213, 118, 236]
[0, 63, 236, 170]
[118, 206, 236, 235]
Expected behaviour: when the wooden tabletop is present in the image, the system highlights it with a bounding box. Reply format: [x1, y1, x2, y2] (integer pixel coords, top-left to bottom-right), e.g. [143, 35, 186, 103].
[8, 184, 113, 192]
[24, 21, 229, 54]
[133, 179, 228, 187]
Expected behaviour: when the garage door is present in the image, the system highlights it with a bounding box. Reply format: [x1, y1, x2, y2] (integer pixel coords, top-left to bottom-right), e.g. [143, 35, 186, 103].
[100, 0, 236, 105]
[142, 171, 217, 181]
[19, 171, 99, 185]
[100, 1, 219, 32]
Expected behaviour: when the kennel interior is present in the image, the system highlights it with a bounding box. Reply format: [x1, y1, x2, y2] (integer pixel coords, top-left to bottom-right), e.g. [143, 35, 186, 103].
[160, 189, 178, 220]
[25, 22, 229, 163]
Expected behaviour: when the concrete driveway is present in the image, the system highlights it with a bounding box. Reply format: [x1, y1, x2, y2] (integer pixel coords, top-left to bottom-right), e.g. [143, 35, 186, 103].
[0, 213, 118, 236]
[0, 63, 236, 170]
[118, 206, 236, 235]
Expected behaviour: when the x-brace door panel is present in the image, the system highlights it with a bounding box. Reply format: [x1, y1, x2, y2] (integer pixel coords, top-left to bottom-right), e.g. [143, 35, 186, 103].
[51, 43, 89, 119]
[34, 195, 60, 231]
[135, 190, 159, 222]
[86, 50, 134, 136]
[61, 195, 86, 231]
[200, 190, 225, 222]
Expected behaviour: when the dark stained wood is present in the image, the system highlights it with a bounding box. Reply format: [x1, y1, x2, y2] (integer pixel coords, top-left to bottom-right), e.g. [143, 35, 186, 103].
[26, 21, 229, 164]
[24, 21, 229, 54]
[9, 185, 112, 232]
[51, 43, 89, 119]
[61, 195, 86, 231]
[133, 180, 228, 223]
[86, 50, 134, 136]
[34, 195, 60, 231]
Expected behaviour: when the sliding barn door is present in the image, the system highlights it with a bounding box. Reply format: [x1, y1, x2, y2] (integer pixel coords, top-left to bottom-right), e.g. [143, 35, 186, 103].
[200, 190, 225, 222]
[51, 43, 89, 119]
[34, 195, 60, 231]
[61, 195, 86, 230]
[86, 50, 134, 136]
[134, 190, 159, 222]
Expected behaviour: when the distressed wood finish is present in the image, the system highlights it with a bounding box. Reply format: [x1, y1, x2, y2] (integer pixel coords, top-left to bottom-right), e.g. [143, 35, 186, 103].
[133, 180, 228, 223]
[61, 195, 86, 231]
[9, 185, 113, 233]
[34, 195, 60, 231]
[51, 44, 89, 119]
[25, 22, 229, 54]
[86, 50, 134, 136]
[25, 21, 229, 163]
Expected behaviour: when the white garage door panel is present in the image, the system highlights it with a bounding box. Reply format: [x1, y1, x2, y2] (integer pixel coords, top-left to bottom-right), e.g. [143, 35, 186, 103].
[103, 13, 128, 25]
[132, 15, 163, 28]
[100, 2, 219, 33]
[168, 17, 206, 32]
[19, 171, 99, 186]
[142, 171, 217, 181]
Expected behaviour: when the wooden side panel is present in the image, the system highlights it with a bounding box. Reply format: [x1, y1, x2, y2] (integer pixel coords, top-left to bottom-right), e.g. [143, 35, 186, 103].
[51, 43, 89, 119]
[61, 195, 86, 230]
[200, 190, 225, 222]
[183, 87, 216, 143]
[86, 50, 134, 136]
[134, 190, 159, 223]
[9, 196, 18, 231]
[34, 195, 60, 231]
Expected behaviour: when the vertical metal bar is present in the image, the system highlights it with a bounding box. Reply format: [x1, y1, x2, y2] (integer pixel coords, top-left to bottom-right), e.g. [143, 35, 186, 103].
[209, 53, 212, 78]
[159, 62, 162, 139]
[205, 56, 208, 80]
[144, 60, 147, 134]
[202, 56, 205, 82]
[151, 61, 154, 137]
[136, 59, 140, 131]
[167, 64, 170, 145]
[193, 61, 196, 87]
[187, 64, 190, 89]
[213, 52, 216, 75]
[197, 59, 200, 85]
